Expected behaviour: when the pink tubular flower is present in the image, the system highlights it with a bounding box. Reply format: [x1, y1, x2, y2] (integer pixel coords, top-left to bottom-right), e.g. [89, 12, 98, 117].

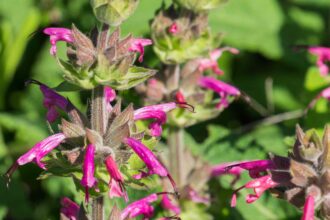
[231, 175, 279, 206]
[104, 155, 128, 201]
[302, 195, 315, 220]
[18, 133, 66, 170]
[198, 47, 239, 75]
[199, 76, 240, 109]
[81, 144, 97, 202]
[168, 23, 178, 34]
[161, 194, 180, 215]
[43, 27, 73, 56]
[134, 103, 177, 137]
[123, 138, 176, 190]
[104, 86, 116, 112]
[129, 38, 153, 63]
[308, 47, 330, 76]
[121, 193, 158, 220]
[60, 197, 79, 220]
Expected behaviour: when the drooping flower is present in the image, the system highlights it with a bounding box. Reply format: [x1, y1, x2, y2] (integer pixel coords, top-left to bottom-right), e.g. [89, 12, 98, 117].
[43, 27, 73, 56]
[123, 138, 176, 190]
[26, 80, 70, 122]
[161, 194, 181, 215]
[231, 175, 279, 206]
[121, 193, 158, 220]
[104, 155, 128, 201]
[5, 133, 66, 183]
[104, 86, 116, 112]
[81, 144, 97, 202]
[302, 195, 315, 220]
[168, 23, 179, 34]
[198, 47, 239, 75]
[199, 76, 240, 109]
[134, 102, 177, 137]
[60, 197, 79, 220]
[308, 47, 330, 76]
[15, 133, 66, 170]
[129, 38, 153, 62]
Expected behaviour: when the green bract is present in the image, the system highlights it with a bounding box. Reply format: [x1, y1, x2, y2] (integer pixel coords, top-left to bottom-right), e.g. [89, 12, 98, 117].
[90, 0, 140, 26]
[174, 0, 227, 12]
[58, 25, 155, 90]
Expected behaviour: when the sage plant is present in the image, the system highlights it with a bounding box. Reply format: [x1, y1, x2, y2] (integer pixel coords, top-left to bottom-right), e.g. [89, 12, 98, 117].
[4, 1, 192, 219]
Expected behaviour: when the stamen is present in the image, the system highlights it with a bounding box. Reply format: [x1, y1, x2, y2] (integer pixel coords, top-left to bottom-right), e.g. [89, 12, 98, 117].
[175, 102, 195, 113]
[4, 162, 19, 188]
[25, 79, 42, 86]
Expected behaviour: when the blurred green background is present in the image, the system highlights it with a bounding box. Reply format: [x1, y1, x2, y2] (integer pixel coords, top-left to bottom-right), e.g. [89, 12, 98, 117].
[0, 0, 330, 219]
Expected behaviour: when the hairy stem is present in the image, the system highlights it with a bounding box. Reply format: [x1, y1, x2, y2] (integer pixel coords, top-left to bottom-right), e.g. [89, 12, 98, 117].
[92, 196, 104, 220]
[167, 127, 185, 187]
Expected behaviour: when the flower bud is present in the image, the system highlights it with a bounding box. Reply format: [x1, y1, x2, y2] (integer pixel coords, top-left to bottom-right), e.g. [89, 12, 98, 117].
[90, 0, 139, 26]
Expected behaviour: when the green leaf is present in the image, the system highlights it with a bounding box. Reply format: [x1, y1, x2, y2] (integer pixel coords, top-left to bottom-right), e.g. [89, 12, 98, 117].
[304, 67, 330, 91]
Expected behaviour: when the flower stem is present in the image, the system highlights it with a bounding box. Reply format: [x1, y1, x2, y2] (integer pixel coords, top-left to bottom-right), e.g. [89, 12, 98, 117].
[92, 196, 104, 220]
[91, 86, 105, 220]
[167, 127, 185, 187]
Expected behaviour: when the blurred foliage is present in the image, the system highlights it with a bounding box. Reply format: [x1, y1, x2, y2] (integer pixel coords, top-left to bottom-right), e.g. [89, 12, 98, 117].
[0, 0, 330, 219]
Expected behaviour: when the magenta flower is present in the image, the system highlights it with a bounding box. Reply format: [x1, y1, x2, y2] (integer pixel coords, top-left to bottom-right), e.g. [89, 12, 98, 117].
[121, 193, 158, 220]
[231, 175, 279, 206]
[308, 47, 330, 76]
[129, 38, 153, 62]
[161, 194, 180, 215]
[302, 195, 315, 220]
[17, 133, 66, 170]
[43, 27, 73, 56]
[123, 138, 176, 190]
[81, 144, 97, 202]
[199, 76, 240, 109]
[27, 80, 69, 122]
[134, 102, 177, 137]
[104, 86, 116, 112]
[104, 155, 128, 201]
[198, 47, 239, 75]
[168, 23, 179, 34]
[60, 197, 79, 220]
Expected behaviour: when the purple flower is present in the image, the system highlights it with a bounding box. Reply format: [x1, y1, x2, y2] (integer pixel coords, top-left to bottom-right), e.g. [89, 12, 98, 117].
[308, 47, 330, 76]
[168, 23, 179, 35]
[121, 193, 158, 220]
[104, 155, 128, 201]
[199, 76, 240, 109]
[129, 38, 153, 62]
[43, 27, 73, 56]
[27, 80, 69, 122]
[231, 175, 278, 206]
[198, 47, 239, 75]
[60, 197, 79, 220]
[302, 195, 315, 220]
[161, 194, 180, 215]
[81, 144, 97, 202]
[123, 138, 176, 190]
[134, 103, 177, 137]
[104, 86, 116, 112]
